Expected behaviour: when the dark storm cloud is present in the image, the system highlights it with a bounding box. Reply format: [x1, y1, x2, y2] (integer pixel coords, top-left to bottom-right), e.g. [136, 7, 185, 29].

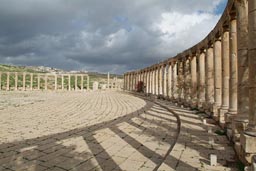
[0, 0, 227, 74]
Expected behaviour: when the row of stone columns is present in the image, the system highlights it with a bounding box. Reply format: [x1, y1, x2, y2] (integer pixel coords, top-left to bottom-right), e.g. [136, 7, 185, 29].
[0, 72, 90, 91]
[124, 0, 256, 165]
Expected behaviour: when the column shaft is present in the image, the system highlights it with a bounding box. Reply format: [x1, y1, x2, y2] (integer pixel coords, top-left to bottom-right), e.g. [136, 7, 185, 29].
[191, 55, 197, 107]
[0, 72, 1, 90]
[213, 39, 222, 118]
[55, 74, 58, 91]
[205, 46, 214, 113]
[107, 72, 110, 89]
[152, 70, 156, 94]
[15, 72, 18, 91]
[23, 73, 26, 91]
[87, 76, 90, 90]
[81, 75, 84, 91]
[220, 28, 230, 123]
[184, 58, 190, 105]
[45, 75, 48, 90]
[163, 66, 167, 97]
[75, 75, 78, 91]
[61, 75, 64, 90]
[38, 75, 40, 90]
[68, 75, 71, 91]
[6, 72, 10, 91]
[247, 0, 256, 132]
[236, 0, 249, 121]
[172, 62, 178, 100]
[198, 51, 206, 109]
[167, 64, 172, 98]
[228, 18, 238, 115]
[155, 68, 159, 95]
[30, 73, 33, 91]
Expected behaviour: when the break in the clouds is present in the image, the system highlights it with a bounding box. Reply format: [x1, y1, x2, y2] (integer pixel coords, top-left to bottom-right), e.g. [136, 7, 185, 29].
[0, 0, 227, 74]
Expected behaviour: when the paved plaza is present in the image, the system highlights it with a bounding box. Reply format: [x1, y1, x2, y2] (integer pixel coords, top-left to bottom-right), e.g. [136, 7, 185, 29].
[0, 91, 238, 171]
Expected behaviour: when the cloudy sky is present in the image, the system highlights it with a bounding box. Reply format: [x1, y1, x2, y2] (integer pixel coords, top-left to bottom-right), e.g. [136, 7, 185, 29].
[0, 0, 227, 74]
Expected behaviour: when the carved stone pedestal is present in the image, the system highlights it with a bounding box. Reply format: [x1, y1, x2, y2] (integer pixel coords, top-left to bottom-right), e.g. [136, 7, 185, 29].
[240, 132, 256, 164]
[232, 117, 249, 143]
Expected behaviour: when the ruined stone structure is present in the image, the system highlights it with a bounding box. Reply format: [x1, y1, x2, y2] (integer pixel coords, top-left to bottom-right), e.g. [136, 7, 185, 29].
[0, 72, 90, 91]
[124, 0, 256, 165]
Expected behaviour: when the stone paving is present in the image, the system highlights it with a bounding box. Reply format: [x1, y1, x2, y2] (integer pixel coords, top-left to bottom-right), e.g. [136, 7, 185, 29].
[0, 91, 238, 171]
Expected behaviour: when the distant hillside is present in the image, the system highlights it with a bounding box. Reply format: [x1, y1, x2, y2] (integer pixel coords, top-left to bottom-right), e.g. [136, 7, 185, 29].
[0, 64, 123, 80]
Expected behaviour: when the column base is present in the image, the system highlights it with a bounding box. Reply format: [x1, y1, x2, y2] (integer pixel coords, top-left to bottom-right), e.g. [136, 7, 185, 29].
[218, 107, 228, 128]
[203, 103, 213, 116]
[240, 132, 256, 164]
[197, 101, 205, 112]
[213, 103, 221, 121]
[224, 112, 236, 140]
[189, 100, 198, 110]
[232, 115, 249, 143]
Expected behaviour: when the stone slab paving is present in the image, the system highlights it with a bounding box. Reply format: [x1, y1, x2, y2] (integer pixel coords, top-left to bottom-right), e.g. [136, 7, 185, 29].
[0, 91, 179, 171]
[152, 99, 239, 171]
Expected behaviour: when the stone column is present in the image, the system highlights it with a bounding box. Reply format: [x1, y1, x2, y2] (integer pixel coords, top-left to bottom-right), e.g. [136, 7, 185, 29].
[75, 75, 78, 91]
[228, 16, 239, 140]
[81, 75, 84, 91]
[163, 65, 167, 97]
[55, 74, 58, 91]
[152, 69, 156, 94]
[87, 75, 90, 90]
[220, 26, 230, 124]
[38, 74, 40, 90]
[148, 71, 152, 94]
[233, 0, 250, 143]
[198, 50, 206, 109]
[191, 55, 197, 108]
[127, 74, 130, 91]
[61, 75, 64, 90]
[177, 60, 184, 104]
[205, 45, 214, 114]
[155, 68, 159, 95]
[68, 75, 71, 91]
[213, 38, 222, 120]
[6, 72, 10, 91]
[131, 73, 133, 91]
[167, 63, 172, 99]
[23, 72, 26, 91]
[172, 62, 178, 100]
[107, 72, 110, 89]
[241, 0, 256, 163]
[45, 75, 48, 90]
[184, 58, 190, 105]
[15, 72, 18, 91]
[146, 71, 150, 93]
[159, 65, 163, 95]
[30, 73, 33, 91]
[0, 72, 2, 90]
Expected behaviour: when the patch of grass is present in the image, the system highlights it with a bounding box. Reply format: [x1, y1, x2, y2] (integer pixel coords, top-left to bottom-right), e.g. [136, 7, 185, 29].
[214, 129, 226, 136]
[237, 161, 245, 171]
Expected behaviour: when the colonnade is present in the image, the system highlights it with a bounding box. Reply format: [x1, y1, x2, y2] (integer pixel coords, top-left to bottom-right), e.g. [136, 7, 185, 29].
[0, 72, 90, 91]
[124, 0, 256, 165]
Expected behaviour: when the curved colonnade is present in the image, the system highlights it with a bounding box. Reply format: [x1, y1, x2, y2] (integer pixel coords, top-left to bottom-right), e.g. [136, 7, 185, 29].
[124, 0, 256, 165]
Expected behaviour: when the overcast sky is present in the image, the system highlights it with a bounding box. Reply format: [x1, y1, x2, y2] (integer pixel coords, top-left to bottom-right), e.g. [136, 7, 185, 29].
[0, 0, 227, 74]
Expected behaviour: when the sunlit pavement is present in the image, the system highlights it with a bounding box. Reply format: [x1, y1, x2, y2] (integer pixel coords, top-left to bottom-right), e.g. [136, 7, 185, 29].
[0, 91, 237, 171]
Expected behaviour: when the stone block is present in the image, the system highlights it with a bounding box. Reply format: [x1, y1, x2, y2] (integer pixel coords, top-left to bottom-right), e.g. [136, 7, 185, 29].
[93, 81, 99, 91]
[210, 154, 217, 166]
[241, 133, 256, 153]
[252, 155, 256, 171]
